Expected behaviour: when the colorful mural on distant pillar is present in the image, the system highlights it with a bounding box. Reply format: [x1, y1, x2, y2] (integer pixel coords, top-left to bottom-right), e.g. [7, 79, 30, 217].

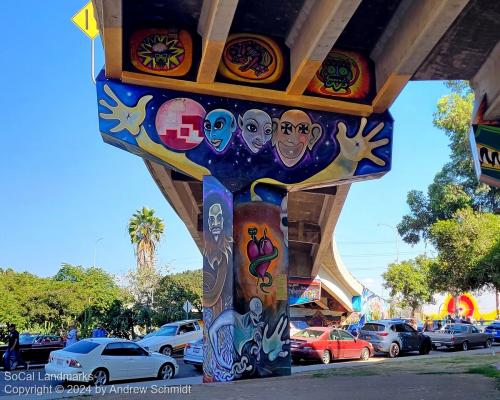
[203, 179, 290, 382]
[307, 48, 373, 102]
[443, 293, 479, 319]
[470, 124, 500, 187]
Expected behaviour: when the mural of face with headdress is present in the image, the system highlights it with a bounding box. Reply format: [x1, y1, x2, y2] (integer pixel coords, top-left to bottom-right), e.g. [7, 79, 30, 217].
[203, 109, 237, 152]
[238, 109, 273, 154]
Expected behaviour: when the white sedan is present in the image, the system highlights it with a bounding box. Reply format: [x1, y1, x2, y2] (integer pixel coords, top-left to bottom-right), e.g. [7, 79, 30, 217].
[45, 338, 178, 386]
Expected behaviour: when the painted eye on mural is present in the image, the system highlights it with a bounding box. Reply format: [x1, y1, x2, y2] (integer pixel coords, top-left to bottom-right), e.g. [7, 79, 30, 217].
[339, 67, 348, 75]
[264, 125, 272, 136]
[281, 122, 292, 135]
[298, 123, 309, 134]
[281, 216, 288, 227]
[214, 118, 225, 130]
[246, 123, 258, 133]
[204, 120, 212, 131]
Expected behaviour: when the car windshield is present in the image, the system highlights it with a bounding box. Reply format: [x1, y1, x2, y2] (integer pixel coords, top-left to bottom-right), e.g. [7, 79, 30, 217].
[443, 325, 468, 333]
[19, 334, 37, 345]
[64, 341, 100, 354]
[154, 326, 178, 337]
[362, 323, 385, 332]
[294, 329, 324, 338]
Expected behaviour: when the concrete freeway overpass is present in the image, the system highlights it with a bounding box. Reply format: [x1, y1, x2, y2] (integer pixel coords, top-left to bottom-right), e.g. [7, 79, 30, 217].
[92, 0, 500, 381]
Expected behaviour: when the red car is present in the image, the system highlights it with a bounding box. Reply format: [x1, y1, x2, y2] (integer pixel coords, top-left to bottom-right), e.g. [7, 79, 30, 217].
[291, 327, 374, 364]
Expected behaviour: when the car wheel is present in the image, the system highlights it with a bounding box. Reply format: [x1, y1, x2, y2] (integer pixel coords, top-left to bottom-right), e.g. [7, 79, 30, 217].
[360, 347, 370, 361]
[160, 345, 173, 356]
[158, 363, 175, 380]
[461, 341, 469, 351]
[91, 368, 109, 386]
[419, 341, 431, 355]
[321, 350, 331, 364]
[484, 339, 492, 348]
[388, 343, 400, 358]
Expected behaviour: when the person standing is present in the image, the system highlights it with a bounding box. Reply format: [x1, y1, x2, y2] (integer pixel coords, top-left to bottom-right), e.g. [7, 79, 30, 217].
[423, 317, 433, 332]
[3, 324, 21, 371]
[66, 325, 78, 347]
[92, 325, 108, 338]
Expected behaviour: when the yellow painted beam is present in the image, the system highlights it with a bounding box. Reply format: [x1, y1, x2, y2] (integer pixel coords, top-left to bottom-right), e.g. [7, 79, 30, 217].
[94, 0, 122, 79]
[122, 71, 373, 116]
[197, 0, 238, 83]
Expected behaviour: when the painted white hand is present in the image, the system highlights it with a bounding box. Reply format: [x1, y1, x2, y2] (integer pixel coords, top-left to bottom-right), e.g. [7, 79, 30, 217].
[262, 315, 290, 362]
[99, 84, 152, 136]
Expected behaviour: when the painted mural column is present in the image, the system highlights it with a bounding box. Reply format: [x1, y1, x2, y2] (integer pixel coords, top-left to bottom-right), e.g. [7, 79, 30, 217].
[202, 177, 290, 382]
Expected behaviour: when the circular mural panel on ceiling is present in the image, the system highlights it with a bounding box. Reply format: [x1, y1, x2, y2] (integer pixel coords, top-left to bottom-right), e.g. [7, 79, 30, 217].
[130, 28, 193, 77]
[218, 33, 283, 84]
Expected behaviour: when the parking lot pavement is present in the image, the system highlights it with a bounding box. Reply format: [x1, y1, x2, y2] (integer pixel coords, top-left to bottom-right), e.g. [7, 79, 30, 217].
[0, 345, 498, 399]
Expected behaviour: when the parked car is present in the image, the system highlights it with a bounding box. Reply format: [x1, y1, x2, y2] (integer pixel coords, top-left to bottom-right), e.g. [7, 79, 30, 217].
[359, 320, 432, 358]
[1, 333, 64, 369]
[426, 323, 493, 351]
[291, 327, 374, 364]
[45, 338, 178, 386]
[183, 338, 203, 370]
[137, 319, 202, 356]
[484, 321, 500, 342]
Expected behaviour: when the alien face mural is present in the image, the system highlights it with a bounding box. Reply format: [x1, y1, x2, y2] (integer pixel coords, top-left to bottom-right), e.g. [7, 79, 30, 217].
[238, 109, 272, 154]
[97, 73, 392, 192]
[272, 110, 323, 168]
[203, 109, 237, 152]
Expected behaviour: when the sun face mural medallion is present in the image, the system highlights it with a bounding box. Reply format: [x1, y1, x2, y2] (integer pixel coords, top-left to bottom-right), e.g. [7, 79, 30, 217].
[130, 29, 193, 77]
[307, 49, 372, 101]
[219, 33, 283, 84]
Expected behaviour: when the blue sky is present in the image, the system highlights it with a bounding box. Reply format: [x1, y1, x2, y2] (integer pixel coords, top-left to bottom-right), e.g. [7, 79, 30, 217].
[0, 1, 451, 297]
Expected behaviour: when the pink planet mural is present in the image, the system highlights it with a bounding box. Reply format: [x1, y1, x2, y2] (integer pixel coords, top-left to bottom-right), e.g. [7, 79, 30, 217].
[155, 98, 206, 151]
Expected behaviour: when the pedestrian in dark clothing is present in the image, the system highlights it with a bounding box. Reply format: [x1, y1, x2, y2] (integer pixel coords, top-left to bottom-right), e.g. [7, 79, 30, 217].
[3, 324, 21, 371]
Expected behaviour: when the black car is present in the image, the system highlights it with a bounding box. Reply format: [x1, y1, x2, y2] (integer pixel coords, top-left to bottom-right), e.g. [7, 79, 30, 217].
[0, 333, 64, 369]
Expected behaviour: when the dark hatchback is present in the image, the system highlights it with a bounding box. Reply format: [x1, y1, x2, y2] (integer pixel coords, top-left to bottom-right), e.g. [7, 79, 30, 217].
[359, 320, 432, 358]
[0, 334, 64, 368]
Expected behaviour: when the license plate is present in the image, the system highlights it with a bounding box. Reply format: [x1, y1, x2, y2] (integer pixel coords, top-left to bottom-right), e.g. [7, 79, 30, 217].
[434, 342, 441, 347]
[193, 348, 200, 353]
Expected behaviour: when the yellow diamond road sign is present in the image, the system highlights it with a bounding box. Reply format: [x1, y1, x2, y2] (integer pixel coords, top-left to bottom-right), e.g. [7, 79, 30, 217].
[72, 2, 99, 40]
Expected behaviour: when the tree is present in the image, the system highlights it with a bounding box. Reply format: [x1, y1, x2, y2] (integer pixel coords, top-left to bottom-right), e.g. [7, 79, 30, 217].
[153, 269, 202, 325]
[398, 81, 499, 245]
[382, 256, 434, 317]
[128, 207, 165, 271]
[428, 208, 500, 304]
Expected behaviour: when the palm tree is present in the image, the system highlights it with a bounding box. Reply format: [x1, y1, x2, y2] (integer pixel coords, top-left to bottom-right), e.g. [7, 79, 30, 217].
[128, 207, 165, 271]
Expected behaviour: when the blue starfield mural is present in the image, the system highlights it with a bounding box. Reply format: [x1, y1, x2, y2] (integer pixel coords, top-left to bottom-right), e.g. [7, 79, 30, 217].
[96, 70, 393, 192]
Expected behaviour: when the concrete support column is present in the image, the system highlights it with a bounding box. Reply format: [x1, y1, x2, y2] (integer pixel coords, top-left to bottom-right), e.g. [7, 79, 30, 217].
[202, 176, 290, 382]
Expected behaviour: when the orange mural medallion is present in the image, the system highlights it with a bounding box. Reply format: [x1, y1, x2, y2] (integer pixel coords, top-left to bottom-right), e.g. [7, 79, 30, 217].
[219, 33, 283, 84]
[307, 48, 372, 101]
[130, 29, 192, 77]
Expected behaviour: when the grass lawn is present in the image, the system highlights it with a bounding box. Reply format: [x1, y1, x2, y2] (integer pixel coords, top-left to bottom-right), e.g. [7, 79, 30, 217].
[311, 353, 500, 387]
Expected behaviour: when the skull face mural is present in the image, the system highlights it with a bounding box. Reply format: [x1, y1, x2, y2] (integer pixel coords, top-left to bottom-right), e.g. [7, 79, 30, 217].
[272, 110, 323, 167]
[203, 109, 237, 152]
[238, 109, 273, 154]
[208, 203, 224, 240]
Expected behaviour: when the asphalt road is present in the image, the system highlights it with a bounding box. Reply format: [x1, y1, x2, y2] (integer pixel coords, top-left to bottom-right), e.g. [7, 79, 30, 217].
[0, 345, 498, 398]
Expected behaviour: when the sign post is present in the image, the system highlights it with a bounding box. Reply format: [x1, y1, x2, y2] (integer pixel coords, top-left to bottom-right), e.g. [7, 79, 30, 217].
[183, 300, 192, 320]
[71, 2, 100, 83]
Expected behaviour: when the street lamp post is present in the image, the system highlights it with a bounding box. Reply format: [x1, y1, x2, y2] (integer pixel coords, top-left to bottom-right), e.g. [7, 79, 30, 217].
[377, 223, 400, 263]
[93, 238, 103, 268]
